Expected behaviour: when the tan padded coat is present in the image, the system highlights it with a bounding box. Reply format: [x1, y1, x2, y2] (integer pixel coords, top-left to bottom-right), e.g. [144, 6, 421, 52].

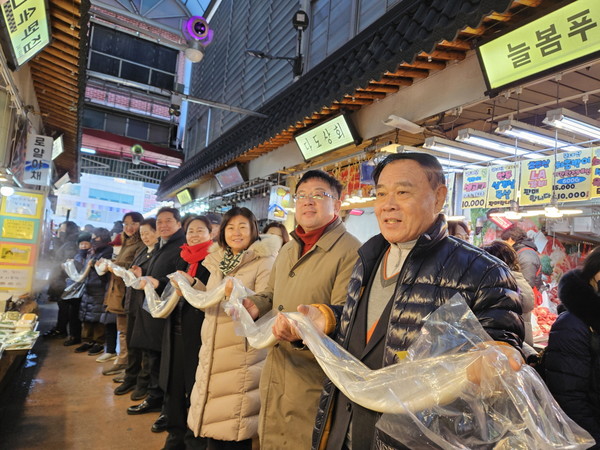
[187, 235, 279, 441]
[248, 219, 361, 449]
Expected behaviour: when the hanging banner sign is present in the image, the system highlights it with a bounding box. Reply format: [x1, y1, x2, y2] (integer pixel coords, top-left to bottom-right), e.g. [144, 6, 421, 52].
[553, 148, 592, 202]
[486, 164, 517, 208]
[477, 0, 600, 93]
[461, 168, 488, 209]
[24, 134, 52, 186]
[519, 156, 555, 206]
[0, 0, 52, 70]
[590, 147, 600, 198]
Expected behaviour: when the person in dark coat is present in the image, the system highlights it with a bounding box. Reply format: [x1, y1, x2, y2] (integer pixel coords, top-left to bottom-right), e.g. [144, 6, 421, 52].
[62, 232, 93, 346]
[544, 248, 600, 448]
[114, 218, 158, 400]
[127, 207, 187, 421]
[45, 220, 80, 338]
[501, 225, 542, 289]
[74, 228, 113, 356]
[160, 215, 212, 449]
[269, 153, 525, 450]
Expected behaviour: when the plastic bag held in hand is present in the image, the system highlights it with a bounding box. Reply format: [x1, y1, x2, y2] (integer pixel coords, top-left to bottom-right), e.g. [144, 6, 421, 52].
[94, 258, 109, 276]
[224, 289, 594, 449]
[63, 259, 93, 282]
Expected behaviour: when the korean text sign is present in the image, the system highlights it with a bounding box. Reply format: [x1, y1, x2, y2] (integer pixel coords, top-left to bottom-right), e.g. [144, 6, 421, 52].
[519, 156, 555, 206]
[553, 149, 591, 202]
[25, 134, 52, 186]
[486, 164, 517, 208]
[0, 0, 51, 68]
[477, 0, 599, 91]
[461, 168, 488, 209]
[294, 115, 359, 160]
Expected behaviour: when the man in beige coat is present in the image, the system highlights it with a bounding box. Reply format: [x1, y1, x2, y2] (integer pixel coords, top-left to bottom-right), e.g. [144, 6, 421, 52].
[245, 170, 361, 449]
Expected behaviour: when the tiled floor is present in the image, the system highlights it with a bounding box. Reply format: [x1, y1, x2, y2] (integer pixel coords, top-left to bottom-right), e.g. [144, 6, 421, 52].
[0, 302, 166, 450]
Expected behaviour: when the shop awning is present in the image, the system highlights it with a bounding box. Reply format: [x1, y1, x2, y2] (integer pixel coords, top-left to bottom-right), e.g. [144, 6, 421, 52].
[31, 0, 89, 182]
[157, 0, 557, 198]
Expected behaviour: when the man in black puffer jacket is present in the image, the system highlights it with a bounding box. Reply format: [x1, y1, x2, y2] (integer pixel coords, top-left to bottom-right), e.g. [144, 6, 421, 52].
[272, 153, 525, 450]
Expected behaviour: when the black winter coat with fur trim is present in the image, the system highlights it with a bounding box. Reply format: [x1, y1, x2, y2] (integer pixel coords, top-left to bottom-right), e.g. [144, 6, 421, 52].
[545, 269, 600, 445]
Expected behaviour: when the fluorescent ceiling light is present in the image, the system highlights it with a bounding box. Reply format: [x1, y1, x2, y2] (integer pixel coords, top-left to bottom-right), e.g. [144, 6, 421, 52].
[496, 119, 585, 152]
[81, 147, 96, 154]
[543, 108, 600, 141]
[424, 137, 507, 164]
[456, 128, 539, 159]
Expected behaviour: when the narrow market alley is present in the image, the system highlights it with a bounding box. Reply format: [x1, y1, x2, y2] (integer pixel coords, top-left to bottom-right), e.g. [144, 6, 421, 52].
[0, 301, 164, 450]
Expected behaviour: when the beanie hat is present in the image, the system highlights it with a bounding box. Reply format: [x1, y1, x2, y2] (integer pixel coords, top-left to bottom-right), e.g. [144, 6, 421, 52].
[77, 232, 92, 244]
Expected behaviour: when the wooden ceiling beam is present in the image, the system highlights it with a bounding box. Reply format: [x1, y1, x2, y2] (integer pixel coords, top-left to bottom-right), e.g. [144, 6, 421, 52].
[385, 67, 429, 78]
[402, 59, 446, 70]
[42, 46, 79, 67]
[340, 97, 373, 105]
[36, 52, 79, 74]
[48, 39, 80, 58]
[53, 30, 80, 47]
[39, 90, 76, 106]
[418, 49, 466, 61]
[436, 39, 471, 51]
[459, 26, 485, 36]
[32, 64, 78, 87]
[51, 9, 81, 30]
[510, 0, 543, 6]
[34, 78, 79, 95]
[376, 76, 413, 86]
[352, 90, 387, 99]
[484, 12, 512, 22]
[364, 83, 400, 93]
[53, 21, 80, 39]
[51, 0, 80, 16]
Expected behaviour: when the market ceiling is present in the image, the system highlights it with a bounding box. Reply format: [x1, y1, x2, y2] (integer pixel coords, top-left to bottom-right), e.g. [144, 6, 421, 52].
[157, 0, 567, 198]
[30, 0, 88, 182]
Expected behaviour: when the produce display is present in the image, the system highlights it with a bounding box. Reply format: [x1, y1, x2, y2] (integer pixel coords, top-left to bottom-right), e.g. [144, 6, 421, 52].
[0, 312, 39, 355]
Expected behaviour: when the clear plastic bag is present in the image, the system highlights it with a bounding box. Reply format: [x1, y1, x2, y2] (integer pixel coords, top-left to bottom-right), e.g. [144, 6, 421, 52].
[94, 258, 109, 276]
[63, 259, 92, 282]
[168, 272, 245, 311]
[224, 291, 594, 448]
[141, 278, 179, 319]
[96, 258, 137, 287]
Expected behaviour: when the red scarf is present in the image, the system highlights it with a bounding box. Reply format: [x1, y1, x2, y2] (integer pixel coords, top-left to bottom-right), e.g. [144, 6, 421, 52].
[295, 216, 337, 256]
[180, 240, 212, 277]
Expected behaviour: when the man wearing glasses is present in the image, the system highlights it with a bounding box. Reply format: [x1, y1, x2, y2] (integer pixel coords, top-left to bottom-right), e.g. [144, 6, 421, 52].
[275, 154, 525, 449]
[244, 170, 361, 449]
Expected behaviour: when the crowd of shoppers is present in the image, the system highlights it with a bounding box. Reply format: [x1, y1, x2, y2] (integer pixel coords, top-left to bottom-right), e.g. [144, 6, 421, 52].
[44, 156, 599, 449]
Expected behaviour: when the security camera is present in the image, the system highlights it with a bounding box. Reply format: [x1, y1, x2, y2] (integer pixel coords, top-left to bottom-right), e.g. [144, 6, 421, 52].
[131, 144, 144, 165]
[187, 16, 213, 42]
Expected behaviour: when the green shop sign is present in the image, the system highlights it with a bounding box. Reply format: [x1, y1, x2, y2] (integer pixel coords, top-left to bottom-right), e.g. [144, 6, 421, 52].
[477, 0, 599, 94]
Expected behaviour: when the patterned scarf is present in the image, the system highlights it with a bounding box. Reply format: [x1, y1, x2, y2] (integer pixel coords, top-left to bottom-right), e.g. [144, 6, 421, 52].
[219, 247, 245, 276]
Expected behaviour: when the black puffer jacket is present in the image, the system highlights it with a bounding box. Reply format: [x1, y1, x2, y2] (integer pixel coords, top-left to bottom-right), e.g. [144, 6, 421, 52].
[312, 215, 524, 450]
[544, 269, 600, 446]
[79, 244, 113, 323]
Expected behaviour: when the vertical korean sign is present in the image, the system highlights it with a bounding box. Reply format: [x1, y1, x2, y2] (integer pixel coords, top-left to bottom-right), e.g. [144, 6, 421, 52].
[0, 189, 45, 293]
[0, 0, 51, 70]
[25, 134, 52, 186]
[553, 149, 591, 202]
[486, 164, 517, 208]
[519, 156, 555, 206]
[461, 168, 488, 209]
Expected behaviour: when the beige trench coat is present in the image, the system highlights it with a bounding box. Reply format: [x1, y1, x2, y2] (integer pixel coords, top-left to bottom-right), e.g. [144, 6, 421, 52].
[187, 235, 279, 441]
[249, 219, 361, 449]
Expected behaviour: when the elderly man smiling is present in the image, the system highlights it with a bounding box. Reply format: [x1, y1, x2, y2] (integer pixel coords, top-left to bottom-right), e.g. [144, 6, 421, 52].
[273, 153, 525, 450]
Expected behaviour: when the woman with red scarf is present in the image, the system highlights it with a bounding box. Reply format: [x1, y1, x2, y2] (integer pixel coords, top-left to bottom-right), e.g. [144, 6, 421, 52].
[159, 215, 212, 449]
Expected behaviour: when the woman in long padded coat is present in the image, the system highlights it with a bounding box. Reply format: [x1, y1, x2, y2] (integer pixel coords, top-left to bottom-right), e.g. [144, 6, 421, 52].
[186, 207, 278, 450]
[545, 247, 600, 447]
